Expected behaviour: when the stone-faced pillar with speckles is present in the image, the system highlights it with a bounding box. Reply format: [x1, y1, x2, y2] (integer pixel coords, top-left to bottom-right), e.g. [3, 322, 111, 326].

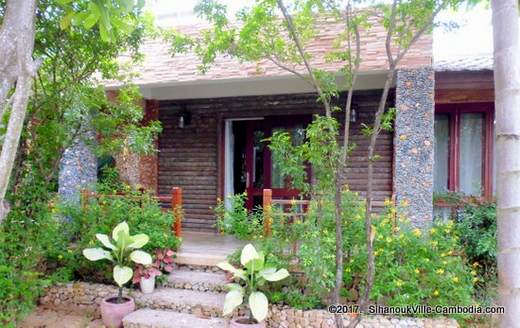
[394, 67, 435, 227]
[58, 130, 97, 206]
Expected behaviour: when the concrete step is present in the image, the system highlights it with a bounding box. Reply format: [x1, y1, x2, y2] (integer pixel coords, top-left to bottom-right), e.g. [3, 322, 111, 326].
[123, 309, 226, 328]
[175, 252, 227, 267]
[135, 287, 225, 318]
[166, 269, 229, 293]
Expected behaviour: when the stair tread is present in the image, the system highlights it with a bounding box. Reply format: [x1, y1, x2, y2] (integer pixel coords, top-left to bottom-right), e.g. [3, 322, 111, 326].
[138, 287, 225, 309]
[168, 269, 227, 286]
[123, 309, 226, 328]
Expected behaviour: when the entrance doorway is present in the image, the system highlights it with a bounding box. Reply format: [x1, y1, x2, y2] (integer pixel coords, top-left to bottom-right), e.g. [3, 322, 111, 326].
[224, 116, 310, 210]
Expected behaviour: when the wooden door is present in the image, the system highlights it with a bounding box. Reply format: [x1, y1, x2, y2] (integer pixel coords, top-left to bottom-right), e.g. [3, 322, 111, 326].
[244, 116, 310, 210]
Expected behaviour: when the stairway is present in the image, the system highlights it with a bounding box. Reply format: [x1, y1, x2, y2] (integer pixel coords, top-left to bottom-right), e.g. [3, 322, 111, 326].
[122, 266, 231, 328]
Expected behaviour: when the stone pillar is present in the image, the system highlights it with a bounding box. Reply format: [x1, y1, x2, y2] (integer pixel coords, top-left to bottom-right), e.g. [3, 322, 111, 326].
[394, 67, 435, 227]
[58, 131, 97, 205]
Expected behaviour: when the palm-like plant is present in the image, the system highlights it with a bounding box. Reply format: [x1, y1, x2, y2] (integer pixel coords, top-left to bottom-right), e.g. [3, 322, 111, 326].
[218, 244, 290, 324]
[83, 221, 152, 303]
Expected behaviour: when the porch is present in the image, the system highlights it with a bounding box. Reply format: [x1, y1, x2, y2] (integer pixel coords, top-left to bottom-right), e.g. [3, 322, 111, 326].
[175, 231, 247, 267]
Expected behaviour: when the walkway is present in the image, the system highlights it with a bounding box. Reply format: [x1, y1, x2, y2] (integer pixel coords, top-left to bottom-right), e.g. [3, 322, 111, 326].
[176, 231, 246, 266]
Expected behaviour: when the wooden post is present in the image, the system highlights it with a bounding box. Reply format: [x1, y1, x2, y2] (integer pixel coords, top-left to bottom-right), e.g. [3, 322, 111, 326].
[263, 189, 272, 236]
[172, 187, 183, 237]
[80, 189, 89, 210]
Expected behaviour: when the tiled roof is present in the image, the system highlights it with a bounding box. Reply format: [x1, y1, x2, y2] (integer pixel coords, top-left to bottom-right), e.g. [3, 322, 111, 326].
[107, 16, 432, 87]
[433, 54, 493, 72]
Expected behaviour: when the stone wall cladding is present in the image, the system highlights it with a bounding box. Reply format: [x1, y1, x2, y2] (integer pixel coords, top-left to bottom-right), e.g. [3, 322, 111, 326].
[58, 131, 97, 205]
[41, 282, 458, 328]
[394, 67, 435, 227]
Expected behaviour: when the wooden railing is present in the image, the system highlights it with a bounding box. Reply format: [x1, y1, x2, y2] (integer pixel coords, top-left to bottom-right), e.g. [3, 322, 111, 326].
[80, 187, 184, 237]
[262, 188, 309, 235]
[262, 188, 309, 261]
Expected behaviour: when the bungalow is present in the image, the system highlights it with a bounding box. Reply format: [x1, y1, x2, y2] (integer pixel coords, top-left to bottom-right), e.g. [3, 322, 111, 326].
[59, 19, 495, 233]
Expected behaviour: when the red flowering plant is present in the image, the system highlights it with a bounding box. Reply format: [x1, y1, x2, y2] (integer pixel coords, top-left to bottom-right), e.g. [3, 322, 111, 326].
[132, 249, 175, 284]
[154, 248, 175, 273]
[132, 264, 162, 284]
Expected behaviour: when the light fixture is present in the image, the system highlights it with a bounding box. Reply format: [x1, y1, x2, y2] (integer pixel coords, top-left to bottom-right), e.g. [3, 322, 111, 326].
[349, 107, 357, 123]
[179, 106, 191, 128]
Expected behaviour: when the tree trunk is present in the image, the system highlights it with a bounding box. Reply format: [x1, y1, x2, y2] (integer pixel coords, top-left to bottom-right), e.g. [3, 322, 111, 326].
[492, 1, 520, 327]
[0, 0, 39, 223]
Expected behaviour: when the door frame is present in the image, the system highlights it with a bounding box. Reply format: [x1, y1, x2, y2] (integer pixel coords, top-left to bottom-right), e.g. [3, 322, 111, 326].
[243, 115, 312, 209]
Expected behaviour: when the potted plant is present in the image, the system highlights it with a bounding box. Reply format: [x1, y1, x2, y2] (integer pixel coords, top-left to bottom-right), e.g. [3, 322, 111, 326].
[133, 264, 162, 294]
[83, 222, 152, 328]
[217, 243, 290, 327]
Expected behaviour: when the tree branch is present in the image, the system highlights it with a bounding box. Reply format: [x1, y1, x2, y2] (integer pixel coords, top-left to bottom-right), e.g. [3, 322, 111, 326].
[276, 0, 332, 117]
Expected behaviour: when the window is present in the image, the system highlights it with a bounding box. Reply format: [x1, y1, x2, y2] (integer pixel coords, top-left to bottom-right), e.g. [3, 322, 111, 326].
[433, 103, 494, 198]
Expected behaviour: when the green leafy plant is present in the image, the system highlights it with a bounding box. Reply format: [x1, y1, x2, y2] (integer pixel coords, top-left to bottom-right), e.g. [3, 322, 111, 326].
[217, 244, 290, 324]
[456, 202, 497, 307]
[83, 222, 152, 302]
[214, 193, 263, 240]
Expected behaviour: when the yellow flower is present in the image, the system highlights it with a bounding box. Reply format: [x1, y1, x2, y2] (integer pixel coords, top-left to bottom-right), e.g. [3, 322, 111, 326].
[395, 279, 403, 287]
[430, 228, 437, 235]
[472, 262, 480, 267]
[471, 270, 477, 276]
[384, 198, 393, 206]
[374, 250, 379, 256]
[436, 268, 445, 275]
[473, 277, 479, 283]
[414, 269, 420, 274]
[413, 228, 422, 237]
[386, 236, 393, 243]
[452, 277, 459, 283]
[433, 290, 439, 296]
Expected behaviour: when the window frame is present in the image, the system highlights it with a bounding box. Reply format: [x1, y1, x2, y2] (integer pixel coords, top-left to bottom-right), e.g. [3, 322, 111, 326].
[435, 102, 494, 199]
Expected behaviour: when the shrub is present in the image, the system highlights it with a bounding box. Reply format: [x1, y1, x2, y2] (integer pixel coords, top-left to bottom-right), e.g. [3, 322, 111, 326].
[214, 193, 263, 240]
[0, 194, 71, 327]
[61, 183, 180, 284]
[297, 191, 474, 319]
[456, 201, 497, 306]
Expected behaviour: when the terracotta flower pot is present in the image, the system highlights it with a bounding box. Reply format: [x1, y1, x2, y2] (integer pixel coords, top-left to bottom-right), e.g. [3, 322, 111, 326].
[100, 296, 135, 328]
[230, 317, 266, 328]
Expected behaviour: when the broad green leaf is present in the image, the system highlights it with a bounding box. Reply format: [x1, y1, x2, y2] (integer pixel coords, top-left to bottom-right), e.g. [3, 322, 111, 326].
[245, 251, 265, 272]
[249, 292, 268, 322]
[260, 268, 290, 282]
[128, 234, 149, 249]
[223, 289, 243, 316]
[240, 243, 259, 266]
[71, 12, 88, 27]
[233, 269, 247, 280]
[83, 13, 100, 30]
[112, 222, 129, 242]
[130, 250, 152, 265]
[95, 234, 116, 250]
[225, 283, 244, 293]
[60, 12, 74, 30]
[217, 261, 236, 273]
[113, 265, 133, 287]
[83, 248, 113, 261]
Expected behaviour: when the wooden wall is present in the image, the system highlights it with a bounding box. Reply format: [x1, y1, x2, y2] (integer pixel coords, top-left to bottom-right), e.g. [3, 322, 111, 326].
[158, 90, 393, 232]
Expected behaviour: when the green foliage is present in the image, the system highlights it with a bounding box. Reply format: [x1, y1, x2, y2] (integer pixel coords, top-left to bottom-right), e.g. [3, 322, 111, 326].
[0, 195, 72, 326]
[217, 244, 290, 323]
[214, 193, 263, 240]
[456, 202, 497, 306]
[83, 221, 152, 300]
[57, 0, 145, 42]
[61, 178, 180, 284]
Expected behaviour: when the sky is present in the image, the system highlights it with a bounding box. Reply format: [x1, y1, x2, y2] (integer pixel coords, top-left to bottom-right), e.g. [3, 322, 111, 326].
[145, 0, 494, 60]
